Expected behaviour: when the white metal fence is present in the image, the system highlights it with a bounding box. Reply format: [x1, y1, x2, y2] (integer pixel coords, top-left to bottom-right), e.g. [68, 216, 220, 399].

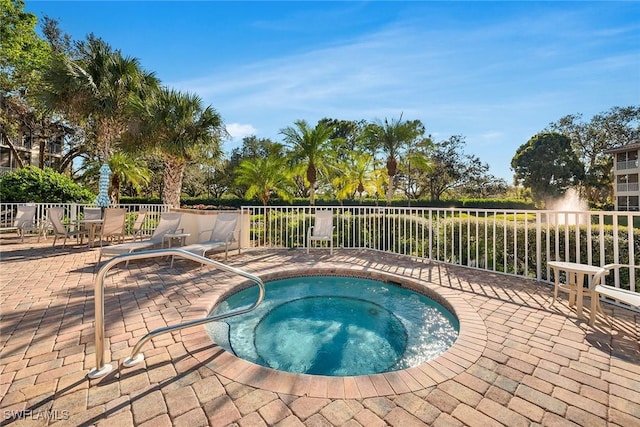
[243, 206, 640, 292]
[0, 203, 171, 237]
[1, 203, 638, 293]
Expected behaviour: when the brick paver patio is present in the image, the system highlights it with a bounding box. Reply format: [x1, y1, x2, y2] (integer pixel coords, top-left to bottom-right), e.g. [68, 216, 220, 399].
[1, 236, 639, 426]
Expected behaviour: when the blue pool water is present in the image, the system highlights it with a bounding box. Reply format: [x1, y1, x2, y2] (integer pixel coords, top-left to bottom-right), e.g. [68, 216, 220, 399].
[207, 276, 459, 376]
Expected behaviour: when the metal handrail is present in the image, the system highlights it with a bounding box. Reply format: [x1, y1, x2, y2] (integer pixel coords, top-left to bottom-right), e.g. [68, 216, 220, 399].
[88, 248, 265, 379]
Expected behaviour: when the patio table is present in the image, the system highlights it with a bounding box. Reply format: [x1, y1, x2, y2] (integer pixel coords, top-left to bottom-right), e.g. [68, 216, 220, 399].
[548, 260, 603, 321]
[78, 219, 103, 248]
[163, 232, 190, 248]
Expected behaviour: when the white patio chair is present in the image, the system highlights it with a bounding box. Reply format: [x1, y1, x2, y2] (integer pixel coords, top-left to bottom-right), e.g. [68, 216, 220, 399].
[98, 208, 126, 246]
[79, 207, 103, 244]
[171, 212, 240, 267]
[589, 264, 640, 326]
[131, 209, 148, 241]
[96, 212, 182, 269]
[306, 210, 334, 254]
[0, 205, 39, 242]
[48, 207, 82, 248]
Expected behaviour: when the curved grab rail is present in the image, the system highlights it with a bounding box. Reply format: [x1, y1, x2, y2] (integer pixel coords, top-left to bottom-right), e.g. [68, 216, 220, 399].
[88, 248, 264, 379]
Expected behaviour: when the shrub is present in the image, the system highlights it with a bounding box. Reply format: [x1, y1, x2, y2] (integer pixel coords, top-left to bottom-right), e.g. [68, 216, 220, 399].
[0, 166, 94, 203]
[178, 197, 536, 209]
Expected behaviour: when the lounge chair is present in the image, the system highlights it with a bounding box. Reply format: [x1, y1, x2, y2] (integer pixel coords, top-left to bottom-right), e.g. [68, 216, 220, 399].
[48, 207, 82, 248]
[98, 208, 126, 246]
[589, 264, 640, 326]
[306, 210, 334, 254]
[171, 212, 240, 267]
[0, 205, 39, 242]
[96, 212, 182, 268]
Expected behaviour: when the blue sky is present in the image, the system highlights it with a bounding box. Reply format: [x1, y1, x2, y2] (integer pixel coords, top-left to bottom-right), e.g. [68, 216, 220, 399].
[27, 1, 640, 181]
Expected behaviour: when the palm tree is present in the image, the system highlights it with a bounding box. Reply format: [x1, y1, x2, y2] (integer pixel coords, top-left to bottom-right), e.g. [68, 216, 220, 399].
[332, 152, 380, 203]
[401, 136, 434, 201]
[41, 35, 159, 160]
[131, 88, 226, 207]
[81, 152, 151, 204]
[363, 116, 424, 205]
[106, 152, 150, 204]
[280, 120, 333, 205]
[234, 155, 295, 206]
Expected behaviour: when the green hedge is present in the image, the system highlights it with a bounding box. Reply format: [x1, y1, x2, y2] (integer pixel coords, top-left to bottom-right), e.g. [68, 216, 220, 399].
[249, 210, 639, 291]
[0, 166, 94, 203]
[171, 197, 535, 210]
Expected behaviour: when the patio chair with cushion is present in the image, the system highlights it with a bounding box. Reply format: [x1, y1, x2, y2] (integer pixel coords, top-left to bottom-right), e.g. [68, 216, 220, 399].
[96, 212, 182, 269]
[171, 212, 240, 267]
[306, 210, 334, 254]
[48, 207, 82, 248]
[0, 205, 39, 242]
[589, 264, 640, 326]
[98, 208, 126, 247]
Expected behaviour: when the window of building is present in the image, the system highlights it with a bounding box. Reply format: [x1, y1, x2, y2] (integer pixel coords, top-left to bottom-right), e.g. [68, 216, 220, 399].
[616, 150, 639, 170]
[0, 150, 10, 168]
[618, 195, 640, 211]
[49, 142, 62, 154]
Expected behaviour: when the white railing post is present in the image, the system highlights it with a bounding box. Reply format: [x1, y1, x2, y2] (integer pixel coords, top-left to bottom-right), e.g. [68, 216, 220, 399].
[536, 212, 542, 280]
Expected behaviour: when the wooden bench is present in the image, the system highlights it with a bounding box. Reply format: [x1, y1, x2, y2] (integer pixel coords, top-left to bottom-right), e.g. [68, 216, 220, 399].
[589, 264, 640, 326]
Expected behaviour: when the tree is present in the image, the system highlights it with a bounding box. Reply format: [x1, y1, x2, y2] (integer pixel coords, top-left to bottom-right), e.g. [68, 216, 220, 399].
[129, 88, 226, 207]
[546, 105, 640, 207]
[81, 152, 150, 204]
[0, 15, 87, 174]
[203, 161, 233, 199]
[458, 174, 509, 199]
[181, 165, 208, 198]
[363, 116, 424, 205]
[422, 135, 498, 201]
[227, 136, 285, 198]
[234, 155, 295, 206]
[0, 166, 94, 203]
[398, 136, 433, 201]
[0, 0, 50, 93]
[41, 35, 159, 161]
[331, 152, 381, 203]
[280, 120, 333, 205]
[511, 132, 584, 205]
[0, 1, 64, 171]
[319, 118, 367, 160]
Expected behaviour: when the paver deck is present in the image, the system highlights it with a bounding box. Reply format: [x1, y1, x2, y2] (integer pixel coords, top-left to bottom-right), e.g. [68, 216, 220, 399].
[0, 236, 639, 426]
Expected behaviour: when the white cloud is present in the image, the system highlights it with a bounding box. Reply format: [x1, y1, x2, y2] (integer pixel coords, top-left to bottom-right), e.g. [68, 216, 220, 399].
[226, 123, 257, 140]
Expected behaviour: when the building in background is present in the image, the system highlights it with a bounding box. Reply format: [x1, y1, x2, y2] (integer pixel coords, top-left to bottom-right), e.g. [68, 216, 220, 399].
[1, 96, 70, 174]
[607, 142, 640, 211]
[0, 128, 65, 173]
